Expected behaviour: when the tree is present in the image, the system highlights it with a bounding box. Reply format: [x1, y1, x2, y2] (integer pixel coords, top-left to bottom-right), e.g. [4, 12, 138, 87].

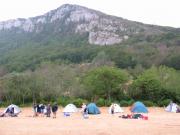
[92, 51, 114, 67]
[129, 68, 162, 101]
[129, 66, 180, 103]
[82, 66, 129, 101]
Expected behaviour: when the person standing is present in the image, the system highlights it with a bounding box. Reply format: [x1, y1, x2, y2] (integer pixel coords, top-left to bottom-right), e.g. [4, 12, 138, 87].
[81, 103, 88, 118]
[36, 104, 41, 116]
[52, 102, 58, 118]
[111, 103, 115, 115]
[33, 103, 37, 117]
[46, 104, 51, 117]
[81, 103, 87, 114]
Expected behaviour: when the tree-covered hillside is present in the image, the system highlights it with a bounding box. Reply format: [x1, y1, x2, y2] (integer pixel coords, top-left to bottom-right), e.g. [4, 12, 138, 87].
[0, 4, 180, 106]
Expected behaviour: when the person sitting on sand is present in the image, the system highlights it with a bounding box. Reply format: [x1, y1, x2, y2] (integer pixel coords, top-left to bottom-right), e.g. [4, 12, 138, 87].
[52, 103, 58, 118]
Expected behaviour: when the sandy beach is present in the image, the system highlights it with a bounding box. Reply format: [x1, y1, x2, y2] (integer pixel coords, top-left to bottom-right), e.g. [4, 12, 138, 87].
[0, 107, 180, 135]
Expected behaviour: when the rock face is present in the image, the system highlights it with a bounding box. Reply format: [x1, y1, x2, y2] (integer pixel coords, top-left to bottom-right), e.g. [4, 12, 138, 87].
[0, 4, 169, 45]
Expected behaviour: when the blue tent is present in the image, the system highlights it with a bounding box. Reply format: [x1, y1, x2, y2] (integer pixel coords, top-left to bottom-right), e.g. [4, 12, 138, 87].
[87, 103, 100, 114]
[131, 101, 148, 113]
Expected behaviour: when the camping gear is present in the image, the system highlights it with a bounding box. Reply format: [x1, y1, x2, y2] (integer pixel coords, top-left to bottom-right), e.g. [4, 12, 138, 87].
[63, 104, 78, 113]
[119, 114, 148, 120]
[64, 112, 70, 117]
[165, 103, 178, 113]
[108, 103, 123, 113]
[87, 103, 100, 114]
[131, 101, 148, 113]
[83, 114, 89, 119]
[3, 104, 21, 115]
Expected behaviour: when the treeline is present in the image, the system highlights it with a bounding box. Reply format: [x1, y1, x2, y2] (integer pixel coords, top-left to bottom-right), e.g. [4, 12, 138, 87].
[0, 61, 179, 107]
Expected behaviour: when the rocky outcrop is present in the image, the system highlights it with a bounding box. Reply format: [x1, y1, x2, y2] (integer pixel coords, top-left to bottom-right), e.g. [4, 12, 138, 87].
[0, 4, 168, 45]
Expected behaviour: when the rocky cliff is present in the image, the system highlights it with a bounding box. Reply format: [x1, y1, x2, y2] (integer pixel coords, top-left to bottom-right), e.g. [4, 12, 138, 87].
[0, 4, 172, 45]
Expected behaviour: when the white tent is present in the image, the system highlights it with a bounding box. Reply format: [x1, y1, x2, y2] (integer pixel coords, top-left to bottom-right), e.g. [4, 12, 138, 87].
[63, 104, 78, 113]
[165, 103, 178, 113]
[108, 103, 123, 113]
[3, 104, 21, 114]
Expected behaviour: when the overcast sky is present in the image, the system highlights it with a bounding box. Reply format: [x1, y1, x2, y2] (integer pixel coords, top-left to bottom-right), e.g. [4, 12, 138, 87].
[0, 0, 179, 28]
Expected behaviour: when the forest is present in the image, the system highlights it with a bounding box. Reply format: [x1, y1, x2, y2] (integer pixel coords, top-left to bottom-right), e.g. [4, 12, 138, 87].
[0, 31, 180, 107]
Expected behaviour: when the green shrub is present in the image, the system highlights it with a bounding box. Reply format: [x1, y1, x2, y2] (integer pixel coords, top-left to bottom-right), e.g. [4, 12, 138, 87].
[143, 100, 155, 107]
[104, 100, 112, 106]
[73, 98, 87, 108]
[120, 100, 129, 107]
[96, 98, 105, 107]
[0, 102, 10, 107]
[57, 96, 71, 107]
[127, 99, 135, 106]
[158, 99, 171, 107]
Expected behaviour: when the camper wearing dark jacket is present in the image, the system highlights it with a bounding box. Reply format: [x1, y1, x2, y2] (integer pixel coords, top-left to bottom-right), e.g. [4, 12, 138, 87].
[52, 103, 58, 118]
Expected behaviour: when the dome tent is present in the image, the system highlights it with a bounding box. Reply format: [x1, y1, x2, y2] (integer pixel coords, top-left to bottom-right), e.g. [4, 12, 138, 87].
[63, 104, 78, 113]
[165, 102, 178, 113]
[131, 101, 148, 113]
[4, 104, 21, 115]
[87, 103, 100, 114]
[108, 103, 123, 113]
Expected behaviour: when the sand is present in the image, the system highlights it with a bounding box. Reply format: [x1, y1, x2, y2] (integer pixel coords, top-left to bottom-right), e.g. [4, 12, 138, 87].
[0, 107, 180, 135]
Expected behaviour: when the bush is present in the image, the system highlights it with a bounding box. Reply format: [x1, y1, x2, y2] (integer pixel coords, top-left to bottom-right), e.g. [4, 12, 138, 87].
[120, 100, 129, 107]
[143, 101, 155, 107]
[0, 101, 10, 107]
[127, 99, 135, 106]
[73, 98, 87, 108]
[57, 96, 71, 107]
[157, 99, 171, 107]
[96, 98, 105, 107]
[104, 100, 112, 106]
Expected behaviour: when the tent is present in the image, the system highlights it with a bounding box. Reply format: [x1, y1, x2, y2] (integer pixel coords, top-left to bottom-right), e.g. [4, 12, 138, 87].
[3, 104, 21, 115]
[87, 103, 100, 114]
[165, 103, 178, 113]
[63, 104, 78, 113]
[131, 101, 148, 113]
[108, 103, 123, 113]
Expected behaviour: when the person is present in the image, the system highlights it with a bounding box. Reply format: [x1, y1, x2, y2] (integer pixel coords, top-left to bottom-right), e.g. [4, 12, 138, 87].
[46, 104, 51, 117]
[52, 102, 58, 118]
[176, 105, 180, 113]
[169, 101, 173, 112]
[40, 104, 45, 116]
[33, 103, 37, 117]
[81, 103, 87, 114]
[111, 103, 115, 114]
[36, 104, 41, 116]
[81, 103, 88, 118]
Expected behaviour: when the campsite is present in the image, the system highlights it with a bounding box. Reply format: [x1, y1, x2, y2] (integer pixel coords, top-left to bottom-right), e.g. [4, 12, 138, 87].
[0, 1, 180, 135]
[0, 107, 180, 135]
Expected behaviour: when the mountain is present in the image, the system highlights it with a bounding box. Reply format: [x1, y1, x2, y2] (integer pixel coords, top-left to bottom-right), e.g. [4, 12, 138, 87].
[0, 4, 176, 45]
[0, 4, 180, 72]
